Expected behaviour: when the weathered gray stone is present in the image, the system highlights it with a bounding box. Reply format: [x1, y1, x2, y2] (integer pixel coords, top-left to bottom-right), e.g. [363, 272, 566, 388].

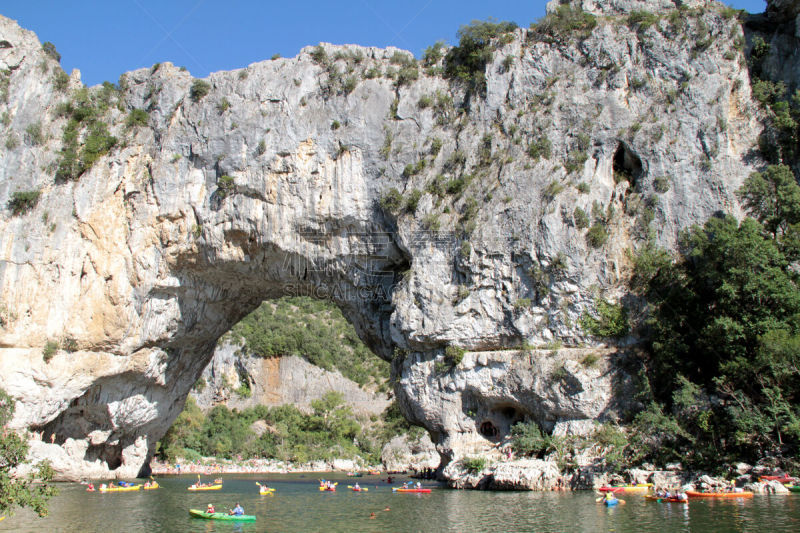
[380, 433, 439, 473]
[0, 0, 790, 481]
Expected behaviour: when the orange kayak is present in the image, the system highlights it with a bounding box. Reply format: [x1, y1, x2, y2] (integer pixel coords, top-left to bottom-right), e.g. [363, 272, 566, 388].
[686, 490, 753, 498]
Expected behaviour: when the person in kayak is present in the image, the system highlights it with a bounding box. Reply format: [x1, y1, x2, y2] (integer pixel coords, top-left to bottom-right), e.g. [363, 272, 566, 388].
[354, 482, 360, 490]
[230, 503, 244, 516]
[206, 503, 215, 514]
[604, 492, 617, 503]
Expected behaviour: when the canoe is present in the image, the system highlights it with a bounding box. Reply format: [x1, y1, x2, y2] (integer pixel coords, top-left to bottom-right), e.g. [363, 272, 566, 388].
[189, 509, 256, 522]
[392, 488, 431, 493]
[188, 484, 222, 491]
[686, 490, 753, 499]
[645, 495, 688, 503]
[99, 484, 141, 492]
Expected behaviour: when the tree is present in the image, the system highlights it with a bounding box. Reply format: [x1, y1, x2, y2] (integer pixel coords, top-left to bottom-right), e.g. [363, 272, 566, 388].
[737, 165, 800, 237]
[0, 388, 56, 517]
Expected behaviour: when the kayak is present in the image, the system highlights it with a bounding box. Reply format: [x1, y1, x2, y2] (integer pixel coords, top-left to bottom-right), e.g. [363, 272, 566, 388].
[143, 482, 159, 490]
[346, 472, 363, 477]
[686, 491, 753, 499]
[348, 485, 368, 492]
[599, 484, 651, 493]
[99, 484, 141, 492]
[188, 484, 222, 491]
[604, 499, 619, 506]
[260, 487, 275, 495]
[760, 474, 796, 483]
[392, 488, 431, 493]
[788, 486, 800, 493]
[189, 509, 256, 522]
[645, 495, 688, 503]
[368, 470, 381, 475]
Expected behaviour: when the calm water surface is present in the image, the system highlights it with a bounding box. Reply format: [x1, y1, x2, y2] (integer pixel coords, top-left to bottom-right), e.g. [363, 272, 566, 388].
[2, 474, 800, 532]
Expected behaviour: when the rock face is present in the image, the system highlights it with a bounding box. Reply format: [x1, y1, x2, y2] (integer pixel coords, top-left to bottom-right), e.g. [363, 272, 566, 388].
[380, 433, 439, 473]
[192, 342, 389, 416]
[0, 0, 788, 480]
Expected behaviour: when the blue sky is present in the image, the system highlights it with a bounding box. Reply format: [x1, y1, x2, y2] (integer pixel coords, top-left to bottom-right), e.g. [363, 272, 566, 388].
[2, 0, 768, 87]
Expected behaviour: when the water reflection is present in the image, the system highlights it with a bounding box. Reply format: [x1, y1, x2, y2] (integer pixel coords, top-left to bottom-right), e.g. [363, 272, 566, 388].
[1, 475, 800, 533]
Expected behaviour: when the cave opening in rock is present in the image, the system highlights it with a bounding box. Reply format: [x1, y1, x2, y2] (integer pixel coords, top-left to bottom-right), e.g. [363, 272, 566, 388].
[479, 421, 499, 438]
[612, 142, 643, 188]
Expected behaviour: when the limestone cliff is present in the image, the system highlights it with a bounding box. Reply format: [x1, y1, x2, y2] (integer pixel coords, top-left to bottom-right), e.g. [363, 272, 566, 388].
[0, 0, 789, 480]
[192, 343, 389, 417]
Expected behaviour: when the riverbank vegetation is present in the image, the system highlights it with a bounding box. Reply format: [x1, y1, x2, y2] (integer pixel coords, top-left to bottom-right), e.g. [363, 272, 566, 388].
[0, 388, 55, 517]
[157, 393, 414, 465]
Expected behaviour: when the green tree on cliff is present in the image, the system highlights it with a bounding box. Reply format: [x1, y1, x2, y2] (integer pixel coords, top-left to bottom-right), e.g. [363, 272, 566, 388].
[0, 388, 56, 517]
[635, 165, 800, 465]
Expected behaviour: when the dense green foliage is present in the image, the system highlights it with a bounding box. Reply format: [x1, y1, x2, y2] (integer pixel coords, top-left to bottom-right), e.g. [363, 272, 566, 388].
[55, 86, 119, 182]
[0, 388, 56, 517]
[444, 19, 518, 95]
[41, 42, 60, 63]
[228, 297, 389, 388]
[125, 109, 149, 129]
[632, 165, 800, 468]
[580, 298, 629, 339]
[190, 80, 211, 102]
[8, 190, 41, 216]
[747, 33, 800, 170]
[530, 5, 597, 42]
[158, 393, 408, 464]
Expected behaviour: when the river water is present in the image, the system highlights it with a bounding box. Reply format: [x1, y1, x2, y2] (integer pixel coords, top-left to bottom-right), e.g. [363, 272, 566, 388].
[2, 474, 800, 532]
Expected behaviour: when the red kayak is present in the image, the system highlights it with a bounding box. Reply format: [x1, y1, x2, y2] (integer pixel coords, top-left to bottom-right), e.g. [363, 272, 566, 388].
[598, 486, 624, 494]
[760, 474, 796, 482]
[392, 488, 431, 493]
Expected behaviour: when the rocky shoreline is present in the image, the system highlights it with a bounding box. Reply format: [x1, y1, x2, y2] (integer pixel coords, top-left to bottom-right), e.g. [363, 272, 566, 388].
[444, 457, 796, 494]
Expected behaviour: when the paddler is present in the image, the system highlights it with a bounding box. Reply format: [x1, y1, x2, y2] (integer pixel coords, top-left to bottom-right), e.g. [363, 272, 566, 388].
[229, 503, 244, 516]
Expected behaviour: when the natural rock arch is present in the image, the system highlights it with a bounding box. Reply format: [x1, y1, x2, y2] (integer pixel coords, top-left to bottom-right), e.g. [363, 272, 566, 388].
[0, 8, 765, 479]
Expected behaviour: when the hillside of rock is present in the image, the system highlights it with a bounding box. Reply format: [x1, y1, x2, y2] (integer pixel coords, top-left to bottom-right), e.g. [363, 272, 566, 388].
[0, 0, 795, 480]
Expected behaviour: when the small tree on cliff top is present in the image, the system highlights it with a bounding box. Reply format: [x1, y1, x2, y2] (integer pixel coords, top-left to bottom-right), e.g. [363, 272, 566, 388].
[0, 388, 56, 517]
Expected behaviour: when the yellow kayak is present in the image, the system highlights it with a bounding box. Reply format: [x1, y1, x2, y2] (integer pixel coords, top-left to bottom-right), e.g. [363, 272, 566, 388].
[143, 482, 159, 490]
[188, 484, 222, 491]
[619, 484, 652, 493]
[260, 488, 275, 495]
[99, 484, 141, 492]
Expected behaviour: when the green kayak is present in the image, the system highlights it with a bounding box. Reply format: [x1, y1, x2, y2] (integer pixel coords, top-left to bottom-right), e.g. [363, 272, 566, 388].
[788, 486, 800, 493]
[189, 509, 256, 522]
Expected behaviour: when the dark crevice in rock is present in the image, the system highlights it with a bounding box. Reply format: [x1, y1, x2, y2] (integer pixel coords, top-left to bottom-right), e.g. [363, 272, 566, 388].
[613, 142, 643, 188]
